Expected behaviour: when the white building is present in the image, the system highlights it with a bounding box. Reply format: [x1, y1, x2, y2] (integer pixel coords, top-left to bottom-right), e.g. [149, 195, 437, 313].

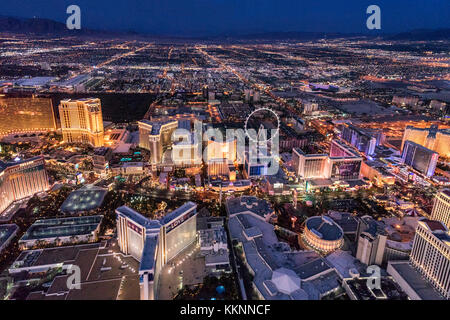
[356, 216, 387, 266]
[116, 202, 198, 300]
[431, 189, 450, 230]
[410, 219, 450, 299]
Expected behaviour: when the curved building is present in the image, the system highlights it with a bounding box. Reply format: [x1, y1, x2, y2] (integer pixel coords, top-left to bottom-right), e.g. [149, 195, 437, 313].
[0, 95, 56, 136]
[0, 156, 49, 215]
[303, 216, 344, 253]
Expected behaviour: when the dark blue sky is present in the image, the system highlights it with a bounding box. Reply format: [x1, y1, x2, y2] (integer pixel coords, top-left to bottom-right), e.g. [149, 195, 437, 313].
[2, 0, 449, 36]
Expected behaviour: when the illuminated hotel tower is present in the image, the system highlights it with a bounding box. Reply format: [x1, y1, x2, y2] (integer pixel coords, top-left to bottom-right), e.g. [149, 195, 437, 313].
[58, 98, 104, 147]
[0, 156, 49, 214]
[0, 95, 57, 136]
[431, 189, 450, 230]
[138, 119, 178, 165]
[410, 219, 450, 299]
[401, 125, 450, 158]
[116, 202, 198, 300]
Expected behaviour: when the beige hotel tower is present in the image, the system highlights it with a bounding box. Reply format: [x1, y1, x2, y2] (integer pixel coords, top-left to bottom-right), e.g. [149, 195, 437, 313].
[58, 98, 104, 147]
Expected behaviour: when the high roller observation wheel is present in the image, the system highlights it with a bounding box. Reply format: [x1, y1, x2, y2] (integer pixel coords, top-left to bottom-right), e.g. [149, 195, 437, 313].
[244, 107, 280, 144]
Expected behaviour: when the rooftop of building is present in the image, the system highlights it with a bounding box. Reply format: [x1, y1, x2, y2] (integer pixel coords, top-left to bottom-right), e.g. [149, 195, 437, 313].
[161, 201, 197, 225]
[228, 210, 340, 300]
[199, 227, 228, 247]
[419, 218, 448, 233]
[440, 189, 450, 198]
[405, 125, 450, 135]
[59, 97, 99, 104]
[226, 196, 273, 219]
[20, 215, 103, 242]
[403, 140, 439, 155]
[344, 276, 408, 300]
[60, 185, 108, 213]
[327, 211, 359, 234]
[0, 224, 19, 250]
[388, 261, 445, 300]
[116, 201, 197, 231]
[115, 206, 161, 230]
[305, 216, 344, 241]
[93, 147, 112, 156]
[0, 156, 44, 173]
[360, 215, 388, 237]
[11, 243, 102, 270]
[14, 242, 140, 300]
[293, 147, 327, 157]
[53, 75, 90, 88]
[139, 234, 159, 272]
[325, 250, 367, 279]
[15, 77, 56, 87]
[382, 216, 418, 244]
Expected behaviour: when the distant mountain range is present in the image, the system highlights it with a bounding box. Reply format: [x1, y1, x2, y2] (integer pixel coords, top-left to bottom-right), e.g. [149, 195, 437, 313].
[385, 29, 450, 41]
[0, 16, 128, 37]
[0, 15, 449, 41]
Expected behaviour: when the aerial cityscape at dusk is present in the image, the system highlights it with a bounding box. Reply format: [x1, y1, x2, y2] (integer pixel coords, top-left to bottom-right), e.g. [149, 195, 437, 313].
[0, 1, 449, 310]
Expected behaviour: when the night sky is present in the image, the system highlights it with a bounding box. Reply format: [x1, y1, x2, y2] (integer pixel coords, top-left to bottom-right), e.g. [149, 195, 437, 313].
[1, 0, 449, 36]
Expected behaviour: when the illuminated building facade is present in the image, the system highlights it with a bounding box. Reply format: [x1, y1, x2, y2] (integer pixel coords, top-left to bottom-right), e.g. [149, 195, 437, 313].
[138, 119, 178, 165]
[0, 156, 49, 214]
[410, 219, 450, 299]
[431, 189, 450, 230]
[360, 161, 396, 187]
[92, 147, 113, 176]
[293, 149, 327, 179]
[401, 125, 450, 159]
[340, 124, 382, 156]
[116, 202, 198, 300]
[392, 95, 419, 107]
[206, 137, 237, 162]
[293, 140, 362, 181]
[244, 151, 272, 178]
[401, 140, 438, 177]
[302, 216, 344, 253]
[171, 127, 201, 167]
[58, 98, 104, 147]
[0, 95, 56, 136]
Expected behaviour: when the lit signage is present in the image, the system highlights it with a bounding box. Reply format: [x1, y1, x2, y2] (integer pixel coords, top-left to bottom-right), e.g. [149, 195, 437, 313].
[165, 209, 196, 233]
[127, 221, 143, 235]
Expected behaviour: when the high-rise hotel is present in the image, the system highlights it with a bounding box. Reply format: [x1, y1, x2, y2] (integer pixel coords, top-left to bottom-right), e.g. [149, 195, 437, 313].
[401, 140, 439, 177]
[58, 98, 104, 147]
[138, 119, 178, 165]
[116, 202, 198, 300]
[410, 219, 450, 299]
[0, 95, 56, 136]
[292, 140, 362, 181]
[401, 125, 450, 159]
[0, 156, 50, 214]
[431, 189, 450, 230]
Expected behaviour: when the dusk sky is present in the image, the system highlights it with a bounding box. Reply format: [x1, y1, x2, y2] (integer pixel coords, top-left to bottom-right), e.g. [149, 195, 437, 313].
[1, 0, 449, 36]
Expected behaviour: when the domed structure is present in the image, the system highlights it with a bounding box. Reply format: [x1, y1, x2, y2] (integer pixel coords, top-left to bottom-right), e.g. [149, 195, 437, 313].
[271, 268, 301, 295]
[303, 216, 344, 253]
